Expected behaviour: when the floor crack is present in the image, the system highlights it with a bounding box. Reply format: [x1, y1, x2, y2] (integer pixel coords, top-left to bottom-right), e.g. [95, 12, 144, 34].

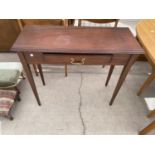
[78, 73, 86, 135]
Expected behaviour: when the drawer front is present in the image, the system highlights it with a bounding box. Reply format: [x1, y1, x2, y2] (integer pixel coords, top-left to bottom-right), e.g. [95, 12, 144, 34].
[111, 55, 130, 65]
[43, 54, 112, 65]
[24, 52, 43, 64]
[23, 52, 130, 65]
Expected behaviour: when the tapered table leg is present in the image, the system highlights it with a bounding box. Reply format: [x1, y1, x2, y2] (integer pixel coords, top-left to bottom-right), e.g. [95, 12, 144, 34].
[105, 65, 115, 86]
[109, 55, 139, 106]
[18, 53, 41, 106]
[139, 121, 155, 135]
[65, 64, 68, 77]
[37, 64, 45, 85]
[33, 64, 38, 76]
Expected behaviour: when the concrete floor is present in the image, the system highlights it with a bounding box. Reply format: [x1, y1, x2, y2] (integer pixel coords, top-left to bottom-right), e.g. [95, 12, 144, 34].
[0, 57, 155, 134]
[0, 20, 155, 135]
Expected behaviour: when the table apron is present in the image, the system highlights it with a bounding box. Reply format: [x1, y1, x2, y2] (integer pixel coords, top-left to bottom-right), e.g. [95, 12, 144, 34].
[23, 52, 131, 65]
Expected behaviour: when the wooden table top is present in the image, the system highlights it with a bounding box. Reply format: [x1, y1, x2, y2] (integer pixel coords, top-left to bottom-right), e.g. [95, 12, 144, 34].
[136, 20, 155, 63]
[12, 25, 143, 55]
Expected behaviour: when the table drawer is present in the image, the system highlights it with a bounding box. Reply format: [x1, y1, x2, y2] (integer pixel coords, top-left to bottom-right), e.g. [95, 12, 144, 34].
[23, 52, 130, 65]
[43, 54, 112, 65]
[24, 53, 43, 64]
[111, 55, 130, 65]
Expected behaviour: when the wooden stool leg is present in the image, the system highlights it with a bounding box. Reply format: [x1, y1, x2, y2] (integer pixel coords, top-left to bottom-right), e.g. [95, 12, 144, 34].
[65, 64, 68, 77]
[137, 72, 155, 96]
[21, 72, 26, 79]
[16, 93, 21, 101]
[14, 86, 20, 94]
[33, 64, 38, 76]
[105, 65, 115, 86]
[139, 121, 155, 135]
[6, 114, 14, 121]
[14, 87, 21, 101]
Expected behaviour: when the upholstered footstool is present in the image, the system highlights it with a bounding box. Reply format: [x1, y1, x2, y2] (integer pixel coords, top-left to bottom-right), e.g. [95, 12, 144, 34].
[0, 62, 24, 89]
[0, 90, 18, 120]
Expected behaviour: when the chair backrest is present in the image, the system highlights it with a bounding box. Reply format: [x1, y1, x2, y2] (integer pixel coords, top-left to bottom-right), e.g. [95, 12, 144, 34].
[21, 19, 64, 26]
[17, 19, 69, 31]
[68, 19, 75, 26]
[0, 20, 20, 51]
[78, 19, 119, 27]
[17, 19, 75, 31]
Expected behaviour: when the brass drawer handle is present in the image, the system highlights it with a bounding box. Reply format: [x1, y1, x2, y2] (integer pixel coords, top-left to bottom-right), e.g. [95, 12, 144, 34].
[70, 58, 85, 65]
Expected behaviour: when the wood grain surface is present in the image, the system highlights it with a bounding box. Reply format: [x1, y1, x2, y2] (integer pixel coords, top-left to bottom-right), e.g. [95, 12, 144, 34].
[12, 26, 143, 55]
[136, 19, 155, 64]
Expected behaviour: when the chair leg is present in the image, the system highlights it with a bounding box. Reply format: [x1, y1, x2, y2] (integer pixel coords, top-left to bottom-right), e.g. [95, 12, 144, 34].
[105, 65, 115, 86]
[16, 93, 21, 101]
[137, 72, 155, 96]
[139, 120, 155, 135]
[33, 64, 38, 76]
[147, 109, 155, 118]
[65, 64, 68, 77]
[37, 64, 45, 85]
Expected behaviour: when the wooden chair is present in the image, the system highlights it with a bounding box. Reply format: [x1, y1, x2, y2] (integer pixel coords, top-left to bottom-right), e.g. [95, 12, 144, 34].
[136, 20, 155, 96]
[135, 20, 155, 135]
[139, 120, 155, 135]
[139, 97, 155, 134]
[17, 19, 69, 84]
[19, 19, 64, 26]
[139, 109, 155, 135]
[77, 19, 119, 86]
[78, 19, 119, 27]
[137, 68, 155, 96]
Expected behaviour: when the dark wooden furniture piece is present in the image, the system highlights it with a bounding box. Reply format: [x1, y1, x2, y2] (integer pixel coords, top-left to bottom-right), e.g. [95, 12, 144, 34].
[0, 19, 20, 51]
[17, 19, 69, 85]
[20, 19, 74, 77]
[0, 19, 73, 52]
[18, 20, 40, 77]
[78, 19, 119, 86]
[11, 26, 143, 106]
